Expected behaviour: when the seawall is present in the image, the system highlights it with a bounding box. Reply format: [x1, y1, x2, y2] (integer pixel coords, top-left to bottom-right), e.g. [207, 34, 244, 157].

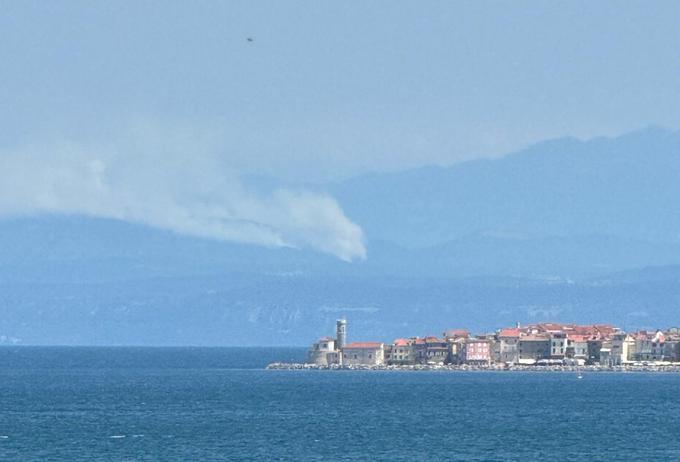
[266, 362, 680, 372]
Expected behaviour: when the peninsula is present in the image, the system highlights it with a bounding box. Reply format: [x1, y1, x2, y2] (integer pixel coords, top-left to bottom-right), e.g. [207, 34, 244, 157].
[268, 319, 680, 371]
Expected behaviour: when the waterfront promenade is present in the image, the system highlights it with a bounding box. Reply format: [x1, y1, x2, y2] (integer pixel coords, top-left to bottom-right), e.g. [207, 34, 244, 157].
[267, 362, 680, 372]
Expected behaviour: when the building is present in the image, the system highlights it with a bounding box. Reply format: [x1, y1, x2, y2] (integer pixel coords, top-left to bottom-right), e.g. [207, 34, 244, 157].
[423, 337, 449, 364]
[306, 318, 348, 365]
[444, 329, 470, 341]
[336, 319, 347, 350]
[383, 344, 394, 364]
[651, 330, 666, 361]
[463, 338, 491, 365]
[550, 332, 568, 359]
[587, 338, 603, 364]
[308, 337, 336, 366]
[446, 338, 466, 364]
[664, 340, 680, 362]
[527, 323, 618, 339]
[497, 328, 521, 364]
[386, 338, 417, 365]
[599, 340, 612, 366]
[567, 335, 590, 364]
[413, 337, 445, 364]
[633, 331, 653, 361]
[633, 328, 680, 362]
[522, 323, 619, 364]
[606, 333, 635, 365]
[342, 342, 385, 366]
[663, 329, 680, 362]
[443, 329, 470, 364]
[518, 335, 550, 364]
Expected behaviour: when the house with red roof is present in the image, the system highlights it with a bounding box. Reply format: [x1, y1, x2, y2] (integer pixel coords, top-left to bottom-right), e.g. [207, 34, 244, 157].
[443, 329, 470, 341]
[497, 328, 521, 364]
[462, 338, 492, 365]
[443, 329, 471, 364]
[651, 330, 666, 360]
[386, 338, 416, 365]
[342, 342, 385, 366]
[412, 336, 448, 364]
[565, 334, 590, 363]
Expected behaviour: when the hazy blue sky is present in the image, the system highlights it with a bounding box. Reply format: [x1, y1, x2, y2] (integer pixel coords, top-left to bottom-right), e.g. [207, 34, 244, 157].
[2, 1, 679, 180]
[1, 1, 679, 259]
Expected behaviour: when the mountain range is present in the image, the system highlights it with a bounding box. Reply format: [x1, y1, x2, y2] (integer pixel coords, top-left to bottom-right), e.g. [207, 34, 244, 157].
[1, 127, 680, 345]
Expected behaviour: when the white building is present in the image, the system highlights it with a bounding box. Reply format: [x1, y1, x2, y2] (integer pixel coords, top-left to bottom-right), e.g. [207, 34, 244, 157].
[307, 337, 336, 366]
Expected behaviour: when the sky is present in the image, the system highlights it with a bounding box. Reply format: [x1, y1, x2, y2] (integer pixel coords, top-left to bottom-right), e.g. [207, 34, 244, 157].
[1, 1, 679, 258]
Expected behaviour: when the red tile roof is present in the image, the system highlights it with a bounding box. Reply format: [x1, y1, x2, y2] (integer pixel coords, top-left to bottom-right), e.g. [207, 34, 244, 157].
[444, 329, 470, 338]
[520, 335, 550, 341]
[593, 324, 618, 334]
[537, 323, 573, 332]
[527, 323, 619, 338]
[343, 342, 383, 349]
[499, 328, 521, 337]
[393, 338, 411, 346]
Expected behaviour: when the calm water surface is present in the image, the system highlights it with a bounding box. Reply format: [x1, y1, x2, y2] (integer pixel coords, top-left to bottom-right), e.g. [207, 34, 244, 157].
[1, 347, 679, 461]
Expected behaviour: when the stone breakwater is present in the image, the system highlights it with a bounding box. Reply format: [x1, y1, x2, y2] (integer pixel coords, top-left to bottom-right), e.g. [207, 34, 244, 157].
[266, 362, 680, 372]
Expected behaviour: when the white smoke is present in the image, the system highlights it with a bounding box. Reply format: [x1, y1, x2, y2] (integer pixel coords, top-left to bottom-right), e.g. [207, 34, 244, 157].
[0, 121, 366, 261]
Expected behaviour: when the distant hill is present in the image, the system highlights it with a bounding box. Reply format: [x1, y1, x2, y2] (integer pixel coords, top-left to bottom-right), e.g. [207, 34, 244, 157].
[330, 127, 680, 247]
[1, 216, 680, 346]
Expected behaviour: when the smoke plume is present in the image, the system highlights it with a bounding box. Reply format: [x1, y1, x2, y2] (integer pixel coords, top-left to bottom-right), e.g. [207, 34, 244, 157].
[0, 122, 366, 261]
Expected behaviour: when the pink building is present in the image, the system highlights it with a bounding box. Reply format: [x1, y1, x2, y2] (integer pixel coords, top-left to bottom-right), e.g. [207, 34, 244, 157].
[464, 339, 491, 364]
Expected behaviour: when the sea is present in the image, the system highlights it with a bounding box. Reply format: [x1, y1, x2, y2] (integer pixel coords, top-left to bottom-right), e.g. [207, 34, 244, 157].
[1, 347, 680, 461]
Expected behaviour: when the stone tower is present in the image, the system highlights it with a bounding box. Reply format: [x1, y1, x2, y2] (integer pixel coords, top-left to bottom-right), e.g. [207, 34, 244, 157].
[336, 318, 347, 350]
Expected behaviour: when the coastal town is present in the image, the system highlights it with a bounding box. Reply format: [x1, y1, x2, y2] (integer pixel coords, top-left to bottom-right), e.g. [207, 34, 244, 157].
[268, 319, 680, 371]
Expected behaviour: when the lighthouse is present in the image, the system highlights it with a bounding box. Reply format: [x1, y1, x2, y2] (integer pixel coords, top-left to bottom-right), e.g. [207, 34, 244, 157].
[336, 318, 347, 350]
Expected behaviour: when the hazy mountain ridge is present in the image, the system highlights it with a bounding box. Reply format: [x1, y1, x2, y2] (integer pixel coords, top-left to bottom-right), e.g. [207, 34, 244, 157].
[4, 215, 680, 284]
[329, 127, 680, 247]
[2, 127, 680, 344]
[1, 264, 680, 345]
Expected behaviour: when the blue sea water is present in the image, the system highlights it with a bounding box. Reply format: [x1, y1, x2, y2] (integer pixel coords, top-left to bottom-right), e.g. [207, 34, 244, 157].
[1, 347, 680, 461]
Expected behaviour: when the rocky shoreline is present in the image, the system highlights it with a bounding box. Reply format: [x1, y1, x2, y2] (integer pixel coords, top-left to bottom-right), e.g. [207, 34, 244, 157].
[266, 362, 680, 372]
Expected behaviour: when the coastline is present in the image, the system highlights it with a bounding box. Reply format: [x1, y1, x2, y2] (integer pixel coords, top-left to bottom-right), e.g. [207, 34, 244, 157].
[266, 362, 680, 372]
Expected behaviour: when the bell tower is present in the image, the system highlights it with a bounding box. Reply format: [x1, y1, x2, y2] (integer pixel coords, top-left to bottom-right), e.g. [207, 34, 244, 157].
[336, 318, 347, 350]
